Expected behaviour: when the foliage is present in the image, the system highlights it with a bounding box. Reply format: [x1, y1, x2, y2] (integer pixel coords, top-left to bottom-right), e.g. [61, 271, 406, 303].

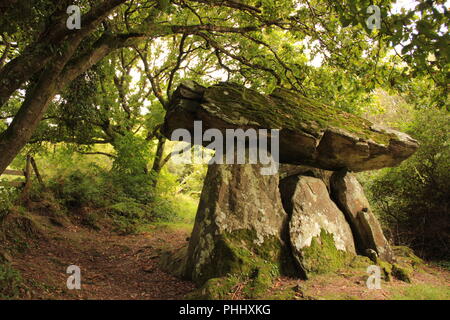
[50, 170, 105, 208]
[0, 187, 17, 221]
[365, 108, 450, 259]
[0, 263, 23, 299]
[32, 142, 203, 233]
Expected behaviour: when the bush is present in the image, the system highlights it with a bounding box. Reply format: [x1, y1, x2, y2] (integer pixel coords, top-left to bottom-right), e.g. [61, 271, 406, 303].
[54, 171, 102, 207]
[0, 263, 23, 299]
[0, 187, 17, 222]
[366, 108, 449, 260]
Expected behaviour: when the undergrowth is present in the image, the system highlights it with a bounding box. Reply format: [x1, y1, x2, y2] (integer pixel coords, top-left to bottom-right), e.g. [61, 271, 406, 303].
[0, 263, 23, 299]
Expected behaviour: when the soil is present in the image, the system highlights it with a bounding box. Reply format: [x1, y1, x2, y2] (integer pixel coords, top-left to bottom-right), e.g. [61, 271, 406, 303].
[9, 215, 195, 300]
[4, 213, 450, 300]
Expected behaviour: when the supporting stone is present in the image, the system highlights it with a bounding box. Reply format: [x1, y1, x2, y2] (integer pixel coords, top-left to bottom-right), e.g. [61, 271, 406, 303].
[280, 175, 356, 278]
[184, 153, 296, 285]
[331, 171, 394, 262]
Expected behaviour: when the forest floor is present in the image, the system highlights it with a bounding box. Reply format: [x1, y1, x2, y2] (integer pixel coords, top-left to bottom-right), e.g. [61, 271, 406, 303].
[3, 211, 450, 300]
[8, 214, 195, 300]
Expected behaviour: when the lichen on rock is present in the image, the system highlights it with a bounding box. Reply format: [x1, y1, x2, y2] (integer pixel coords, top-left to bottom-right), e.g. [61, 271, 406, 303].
[163, 81, 419, 172]
[183, 151, 297, 285]
[330, 171, 394, 261]
[281, 175, 356, 278]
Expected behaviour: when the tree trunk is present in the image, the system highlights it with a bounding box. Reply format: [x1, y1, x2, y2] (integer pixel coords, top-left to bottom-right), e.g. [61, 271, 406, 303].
[0, 0, 123, 108]
[150, 136, 167, 188]
[0, 36, 85, 174]
[0, 34, 130, 175]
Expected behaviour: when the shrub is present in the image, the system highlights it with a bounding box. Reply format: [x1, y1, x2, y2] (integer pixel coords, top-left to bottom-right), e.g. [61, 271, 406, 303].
[366, 108, 449, 260]
[0, 187, 17, 222]
[49, 169, 105, 208]
[0, 263, 23, 299]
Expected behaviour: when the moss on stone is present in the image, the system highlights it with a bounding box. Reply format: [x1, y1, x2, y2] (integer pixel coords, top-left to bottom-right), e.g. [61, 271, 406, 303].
[203, 83, 395, 145]
[299, 229, 354, 277]
[393, 246, 424, 266]
[349, 255, 373, 269]
[376, 258, 393, 281]
[392, 263, 413, 283]
[375, 258, 413, 283]
[196, 228, 297, 283]
[190, 228, 298, 299]
[187, 268, 279, 300]
[186, 276, 241, 300]
[242, 264, 277, 298]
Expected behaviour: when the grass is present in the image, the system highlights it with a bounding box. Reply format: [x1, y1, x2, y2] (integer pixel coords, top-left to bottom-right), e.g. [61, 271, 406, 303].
[320, 293, 359, 300]
[139, 194, 198, 234]
[143, 222, 194, 233]
[170, 194, 198, 224]
[390, 284, 450, 300]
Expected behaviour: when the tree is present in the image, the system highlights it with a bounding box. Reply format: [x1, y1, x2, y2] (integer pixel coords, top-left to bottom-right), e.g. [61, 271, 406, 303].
[0, 0, 276, 174]
[0, 0, 448, 175]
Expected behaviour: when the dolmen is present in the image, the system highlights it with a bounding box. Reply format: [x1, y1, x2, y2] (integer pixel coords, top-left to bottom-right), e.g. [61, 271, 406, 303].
[160, 81, 419, 291]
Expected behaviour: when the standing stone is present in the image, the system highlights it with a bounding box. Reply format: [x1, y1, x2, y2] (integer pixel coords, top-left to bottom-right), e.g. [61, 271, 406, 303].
[184, 153, 294, 285]
[331, 171, 394, 262]
[280, 175, 356, 278]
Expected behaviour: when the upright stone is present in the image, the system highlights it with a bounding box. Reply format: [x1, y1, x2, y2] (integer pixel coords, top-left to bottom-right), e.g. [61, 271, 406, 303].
[280, 175, 356, 278]
[185, 153, 293, 285]
[331, 171, 394, 262]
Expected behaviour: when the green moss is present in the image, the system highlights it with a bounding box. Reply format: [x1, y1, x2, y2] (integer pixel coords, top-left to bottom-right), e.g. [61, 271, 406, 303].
[191, 228, 298, 299]
[300, 229, 353, 277]
[376, 259, 393, 281]
[187, 267, 278, 300]
[242, 264, 276, 299]
[349, 255, 372, 269]
[197, 228, 296, 284]
[392, 263, 413, 283]
[204, 83, 395, 145]
[186, 276, 241, 300]
[375, 258, 413, 283]
[393, 246, 424, 266]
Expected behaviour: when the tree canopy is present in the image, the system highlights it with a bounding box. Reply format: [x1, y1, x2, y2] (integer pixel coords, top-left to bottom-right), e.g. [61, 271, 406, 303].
[0, 0, 448, 174]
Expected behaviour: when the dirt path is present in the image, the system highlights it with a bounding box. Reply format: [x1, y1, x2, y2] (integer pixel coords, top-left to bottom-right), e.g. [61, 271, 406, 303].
[6, 213, 450, 300]
[11, 217, 196, 300]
